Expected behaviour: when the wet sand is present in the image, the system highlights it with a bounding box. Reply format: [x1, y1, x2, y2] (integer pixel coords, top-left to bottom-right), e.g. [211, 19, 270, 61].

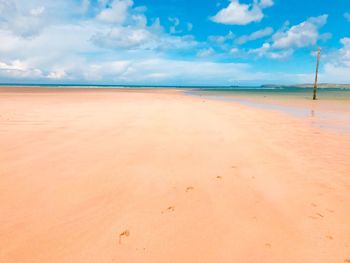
[187, 91, 350, 133]
[0, 87, 350, 263]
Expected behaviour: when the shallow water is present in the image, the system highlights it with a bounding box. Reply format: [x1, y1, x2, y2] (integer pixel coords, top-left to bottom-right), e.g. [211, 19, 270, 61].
[188, 86, 350, 100]
[187, 87, 350, 133]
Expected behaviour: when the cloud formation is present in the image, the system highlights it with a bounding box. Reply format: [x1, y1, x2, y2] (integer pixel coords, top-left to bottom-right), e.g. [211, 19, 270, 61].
[97, 0, 133, 24]
[272, 15, 328, 49]
[0, 0, 47, 37]
[211, 0, 274, 25]
[248, 15, 329, 60]
[0, 0, 260, 85]
[91, 1, 197, 51]
[321, 38, 350, 83]
[0, 0, 347, 85]
[235, 27, 274, 45]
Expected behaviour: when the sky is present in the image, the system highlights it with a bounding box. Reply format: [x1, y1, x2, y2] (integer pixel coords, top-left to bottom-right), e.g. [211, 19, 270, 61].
[0, 0, 350, 86]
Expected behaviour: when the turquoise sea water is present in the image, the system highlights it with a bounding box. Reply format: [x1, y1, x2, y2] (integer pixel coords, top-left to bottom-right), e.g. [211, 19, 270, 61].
[2, 83, 350, 99]
[187, 86, 350, 100]
[2, 84, 350, 99]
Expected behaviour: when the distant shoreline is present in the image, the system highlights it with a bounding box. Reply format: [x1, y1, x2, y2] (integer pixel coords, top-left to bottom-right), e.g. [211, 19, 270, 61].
[262, 84, 350, 89]
[1, 83, 350, 89]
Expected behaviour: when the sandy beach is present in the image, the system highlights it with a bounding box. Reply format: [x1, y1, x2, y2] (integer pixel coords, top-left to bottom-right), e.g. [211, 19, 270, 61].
[0, 87, 349, 263]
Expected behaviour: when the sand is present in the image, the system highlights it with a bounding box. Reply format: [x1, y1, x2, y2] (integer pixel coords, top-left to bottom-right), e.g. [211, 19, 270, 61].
[0, 87, 349, 263]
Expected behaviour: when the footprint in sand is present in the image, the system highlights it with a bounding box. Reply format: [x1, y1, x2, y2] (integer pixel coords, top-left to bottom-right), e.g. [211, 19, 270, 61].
[264, 243, 272, 248]
[316, 213, 324, 218]
[326, 235, 333, 240]
[119, 230, 130, 244]
[308, 213, 324, 220]
[162, 206, 175, 214]
[311, 203, 318, 207]
[186, 186, 194, 192]
[167, 206, 175, 212]
[216, 176, 222, 179]
[344, 259, 350, 263]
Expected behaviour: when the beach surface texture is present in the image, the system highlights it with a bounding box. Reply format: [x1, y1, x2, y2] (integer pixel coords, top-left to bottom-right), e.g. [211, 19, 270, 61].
[0, 88, 349, 263]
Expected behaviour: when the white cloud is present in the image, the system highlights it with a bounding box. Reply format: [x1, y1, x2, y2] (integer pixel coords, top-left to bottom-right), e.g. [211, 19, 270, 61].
[0, 60, 27, 71]
[272, 15, 328, 49]
[80, 0, 90, 13]
[197, 48, 215, 58]
[0, 1, 82, 38]
[235, 27, 273, 45]
[92, 26, 153, 49]
[248, 43, 293, 59]
[259, 0, 274, 8]
[169, 17, 181, 34]
[211, 0, 274, 25]
[97, 0, 133, 24]
[91, 1, 197, 51]
[0, 0, 334, 85]
[111, 59, 270, 85]
[1, 0, 258, 84]
[30, 6, 45, 16]
[48, 70, 67, 80]
[337, 38, 350, 66]
[0, 0, 47, 37]
[230, 47, 240, 55]
[0, 16, 269, 85]
[168, 17, 193, 34]
[208, 31, 235, 44]
[0, 59, 43, 78]
[91, 24, 197, 51]
[0, 55, 271, 85]
[245, 15, 328, 60]
[0, 14, 198, 84]
[319, 38, 350, 83]
[322, 63, 350, 83]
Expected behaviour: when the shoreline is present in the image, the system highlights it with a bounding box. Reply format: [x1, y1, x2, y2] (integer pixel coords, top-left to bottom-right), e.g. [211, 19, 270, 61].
[1, 84, 350, 89]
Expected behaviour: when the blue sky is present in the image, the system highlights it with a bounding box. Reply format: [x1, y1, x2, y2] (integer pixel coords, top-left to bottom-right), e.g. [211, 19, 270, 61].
[0, 0, 350, 85]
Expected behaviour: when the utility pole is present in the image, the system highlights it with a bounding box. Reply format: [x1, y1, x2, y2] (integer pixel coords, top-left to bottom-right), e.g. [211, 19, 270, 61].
[313, 47, 321, 100]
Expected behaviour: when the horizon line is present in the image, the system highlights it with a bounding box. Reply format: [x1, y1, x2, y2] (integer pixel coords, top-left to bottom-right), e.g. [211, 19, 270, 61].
[1, 83, 350, 88]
